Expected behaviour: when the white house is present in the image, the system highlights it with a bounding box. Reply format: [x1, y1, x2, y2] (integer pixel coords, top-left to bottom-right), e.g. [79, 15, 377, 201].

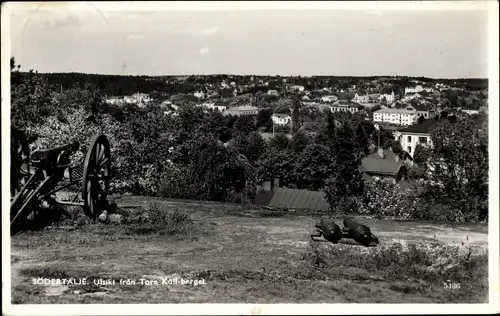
[321, 95, 339, 103]
[289, 85, 305, 93]
[398, 119, 437, 157]
[271, 113, 292, 126]
[199, 102, 228, 112]
[105, 97, 124, 105]
[194, 90, 206, 99]
[353, 93, 370, 104]
[405, 85, 432, 95]
[267, 89, 280, 96]
[124, 93, 152, 105]
[373, 107, 418, 126]
[379, 91, 395, 103]
[461, 109, 480, 115]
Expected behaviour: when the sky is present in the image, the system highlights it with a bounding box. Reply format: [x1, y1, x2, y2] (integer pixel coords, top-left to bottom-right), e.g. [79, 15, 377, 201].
[7, 2, 492, 78]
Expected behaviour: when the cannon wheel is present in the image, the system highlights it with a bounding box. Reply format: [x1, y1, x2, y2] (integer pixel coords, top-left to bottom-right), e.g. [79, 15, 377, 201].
[11, 128, 30, 197]
[82, 135, 111, 219]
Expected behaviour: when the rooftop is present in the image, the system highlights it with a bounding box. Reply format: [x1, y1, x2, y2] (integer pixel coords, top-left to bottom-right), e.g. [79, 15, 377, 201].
[361, 148, 403, 176]
[272, 113, 291, 118]
[332, 103, 359, 108]
[400, 117, 450, 134]
[227, 105, 259, 111]
[375, 108, 416, 114]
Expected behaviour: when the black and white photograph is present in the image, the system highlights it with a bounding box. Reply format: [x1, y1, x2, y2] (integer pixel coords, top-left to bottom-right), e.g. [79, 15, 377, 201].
[2, 1, 499, 314]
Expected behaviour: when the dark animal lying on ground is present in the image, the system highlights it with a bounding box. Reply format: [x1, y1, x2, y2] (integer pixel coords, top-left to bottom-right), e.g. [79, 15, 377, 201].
[342, 217, 379, 247]
[310, 218, 343, 243]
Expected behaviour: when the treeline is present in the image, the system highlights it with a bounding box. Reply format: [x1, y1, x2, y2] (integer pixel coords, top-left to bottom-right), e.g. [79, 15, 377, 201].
[27, 71, 488, 98]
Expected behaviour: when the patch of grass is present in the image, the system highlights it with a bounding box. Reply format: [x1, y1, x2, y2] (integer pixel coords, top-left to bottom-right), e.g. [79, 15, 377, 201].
[125, 202, 210, 238]
[301, 240, 488, 301]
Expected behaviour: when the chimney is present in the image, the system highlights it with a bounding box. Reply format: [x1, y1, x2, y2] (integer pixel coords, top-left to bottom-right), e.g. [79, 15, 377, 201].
[395, 154, 400, 163]
[377, 147, 385, 159]
[263, 180, 271, 191]
[273, 177, 280, 191]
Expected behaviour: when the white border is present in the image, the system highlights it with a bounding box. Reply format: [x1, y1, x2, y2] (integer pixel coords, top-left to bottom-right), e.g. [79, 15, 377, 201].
[2, 1, 499, 315]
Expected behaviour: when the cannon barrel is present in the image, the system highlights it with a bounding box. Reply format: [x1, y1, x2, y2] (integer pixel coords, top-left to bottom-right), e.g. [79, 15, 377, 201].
[343, 217, 374, 247]
[32, 141, 80, 161]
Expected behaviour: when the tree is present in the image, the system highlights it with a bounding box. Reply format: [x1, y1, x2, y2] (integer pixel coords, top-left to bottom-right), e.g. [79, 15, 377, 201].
[424, 117, 488, 221]
[255, 147, 296, 187]
[413, 143, 432, 166]
[268, 133, 291, 151]
[166, 134, 251, 201]
[230, 131, 267, 163]
[295, 143, 335, 190]
[201, 110, 232, 142]
[291, 95, 302, 133]
[256, 108, 273, 131]
[290, 130, 312, 153]
[11, 59, 55, 132]
[233, 115, 256, 135]
[323, 123, 365, 213]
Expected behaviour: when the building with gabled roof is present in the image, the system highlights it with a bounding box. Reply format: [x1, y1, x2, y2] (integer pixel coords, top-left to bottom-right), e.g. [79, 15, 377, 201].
[361, 147, 406, 183]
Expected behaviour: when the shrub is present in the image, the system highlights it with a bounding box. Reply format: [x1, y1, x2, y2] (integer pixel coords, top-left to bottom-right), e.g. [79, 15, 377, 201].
[126, 202, 205, 237]
[357, 179, 420, 219]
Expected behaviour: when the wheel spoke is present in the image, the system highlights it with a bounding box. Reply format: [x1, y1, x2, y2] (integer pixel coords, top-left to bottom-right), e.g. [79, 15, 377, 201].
[98, 157, 109, 169]
[98, 144, 105, 161]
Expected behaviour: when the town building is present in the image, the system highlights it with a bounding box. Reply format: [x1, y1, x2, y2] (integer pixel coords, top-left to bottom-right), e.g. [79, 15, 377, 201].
[393, 104, 439, 120]
[460, 109, 480, 115]
[271, 113, 292, 126]
[353, 93, 370, 104]
[193, 90, 206, 99]
[267, 89, 280, 96]
[361, 147, 406, 183]
[198, 102, 228, 112]
[404, 85, 432, 95]
[373, 108, 418, 126]
[223, 105, 260, 116]
[289, 85, 305, 93]
[329, 103, 360, 114]
[105, 97, 124, 105]
[254, 178, 330, 212]
[397, 119, 440, 157]
[321, 95, 339, 103]
[379, 91, 396, 103]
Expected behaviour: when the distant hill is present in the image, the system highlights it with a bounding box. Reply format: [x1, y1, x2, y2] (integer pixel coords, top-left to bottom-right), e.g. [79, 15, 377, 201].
[23, 71, 489, 97]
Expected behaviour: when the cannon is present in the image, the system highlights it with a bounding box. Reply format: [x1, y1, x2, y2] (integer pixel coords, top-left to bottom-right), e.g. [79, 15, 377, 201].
[10, 128, 111, 234]
[311, 218, 343, 243]
[342, 217, 379, 247]
[310, 217, 380, 247]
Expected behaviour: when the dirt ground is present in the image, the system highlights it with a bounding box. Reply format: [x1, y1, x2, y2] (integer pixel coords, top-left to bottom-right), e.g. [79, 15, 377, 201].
[10, 196, 489, 304]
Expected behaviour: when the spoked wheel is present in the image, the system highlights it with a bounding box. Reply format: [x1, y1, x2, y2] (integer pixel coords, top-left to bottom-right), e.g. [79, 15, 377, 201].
[11, 128, 30, 197]
[82, 135, 111, 219]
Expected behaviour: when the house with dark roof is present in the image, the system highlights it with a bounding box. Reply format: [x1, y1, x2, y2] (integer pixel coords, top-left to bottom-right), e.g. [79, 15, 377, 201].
[361, 147, 406, 183]
[397, 118, 444, 157]
[253, 178, 330, 211]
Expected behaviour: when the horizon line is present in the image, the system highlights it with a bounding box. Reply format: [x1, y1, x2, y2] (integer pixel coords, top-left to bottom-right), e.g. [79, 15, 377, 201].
[22, 71, 489, 81]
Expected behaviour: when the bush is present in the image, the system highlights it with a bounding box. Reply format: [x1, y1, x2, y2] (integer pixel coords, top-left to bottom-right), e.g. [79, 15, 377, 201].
[126, 202, 205, 237]
[358, 179, 420, 219]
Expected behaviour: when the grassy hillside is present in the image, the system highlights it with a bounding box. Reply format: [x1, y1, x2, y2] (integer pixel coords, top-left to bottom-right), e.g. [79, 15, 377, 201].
[10, 197, 488, 304]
